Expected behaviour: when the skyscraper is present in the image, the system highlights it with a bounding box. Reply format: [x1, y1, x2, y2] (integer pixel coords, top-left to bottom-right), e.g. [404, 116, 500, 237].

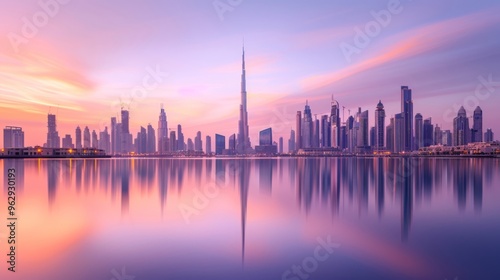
[313, 117, 320, 148]
[423, 118, 434, 147]
[75, 126, 82, 149]
[229, 134, 236, 152]
[288, 129, 296, 152]
[453, 106, 470, 146]
[147, 124, 156, 153]
[136, 127, 147, 154]
[158, 105, 168, 154]
[295, 111, 302, 150]
[111, 117, 118, 154]
[401, 86, 413, 151]
[169, 131, 177, 152]
[62, 134, 73, 148]
[394, 113, 405, 153]
[187, 138, 194, 151]
[259, 128, 273, 146]
[279, 137, 283, 153]
[46, 114, 60, 148]
[177, 124, 185, 151]
[121, 109, 132, 153]
[472, 106, 483, 142]
[434, 125, 442, 145]
[386, 118, 394, 152]
[484, 129, 494, 142]
[330, 97, 340, 148]
[374, 100, 385, 151]
[414, 113, 423, 150]
[321, 115, 330, 148]
[215, 134, 225, 155]
[302, 101, 313, 148]
[3, 126, 24, 148]
[206, 135, 212, 154]
[99, 127, 111, 154]
[236, 46, 252, 154]
[91, 130, 98, 148]
[83, 126, 90, 148]
[357, 109, 369, 152]
[195, 131, 203, 152]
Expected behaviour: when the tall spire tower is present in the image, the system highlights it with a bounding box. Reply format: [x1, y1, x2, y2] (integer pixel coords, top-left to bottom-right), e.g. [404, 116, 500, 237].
[237, 45, 252, 154]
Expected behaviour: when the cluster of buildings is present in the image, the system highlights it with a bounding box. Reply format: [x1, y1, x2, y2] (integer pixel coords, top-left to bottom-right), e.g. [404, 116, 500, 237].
[287, 86, 496, 156]
[1, 47, 497, 157]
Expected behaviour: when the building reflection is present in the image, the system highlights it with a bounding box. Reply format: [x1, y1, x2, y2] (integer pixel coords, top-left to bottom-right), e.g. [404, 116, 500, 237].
[36, 157, 491, 247]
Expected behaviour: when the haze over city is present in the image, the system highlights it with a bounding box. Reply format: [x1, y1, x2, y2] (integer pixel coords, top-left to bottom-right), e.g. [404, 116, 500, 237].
[1, 0, 499, 147]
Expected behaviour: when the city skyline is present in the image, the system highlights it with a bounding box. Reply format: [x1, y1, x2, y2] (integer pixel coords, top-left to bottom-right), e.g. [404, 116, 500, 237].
[1, 1, 500, 148]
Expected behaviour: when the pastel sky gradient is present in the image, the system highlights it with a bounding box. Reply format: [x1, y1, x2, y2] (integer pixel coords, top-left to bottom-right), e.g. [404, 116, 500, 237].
[1, 0, 499, 147]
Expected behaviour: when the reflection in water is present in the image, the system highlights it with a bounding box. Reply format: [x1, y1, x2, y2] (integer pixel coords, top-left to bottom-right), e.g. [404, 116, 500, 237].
[31, 157, 494, 243]
[0, 157, 499, 279]
[238, 160, 250, 265]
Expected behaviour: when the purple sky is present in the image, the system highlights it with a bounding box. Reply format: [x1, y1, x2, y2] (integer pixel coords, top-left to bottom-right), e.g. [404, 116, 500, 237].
[1, 0, 499, 147]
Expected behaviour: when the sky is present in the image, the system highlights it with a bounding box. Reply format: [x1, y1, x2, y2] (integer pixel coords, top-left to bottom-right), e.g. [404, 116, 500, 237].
[1, 0, 499, 148]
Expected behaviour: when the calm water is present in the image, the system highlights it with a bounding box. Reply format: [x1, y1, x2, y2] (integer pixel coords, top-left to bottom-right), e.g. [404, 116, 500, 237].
[0, 157, 499, 280]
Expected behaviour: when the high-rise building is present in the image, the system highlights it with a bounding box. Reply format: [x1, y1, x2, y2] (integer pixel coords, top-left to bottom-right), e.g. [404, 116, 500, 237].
[256, 128, 277, 154]
[177, 124, 185, 151]
[312, 117, 320, 148]
[453, 106, 470, 146]
[370, 127, 375, 147]
[279, 137, 283, 153]
[158, 105, 168, 153]
[288, 130, 296, 153]
[147, 124, 156, 153]
[120, 109, 132, 153]
[321, 115, 330, 148]
[169, 131, 177, 152]
[3, 126, 24, 148]
[259, 128, 273, 146]
[442, 130, 452, 146]
[187, 138, 194, 151]
[401, 86, 414, 151]
[83, 126, 91, 148]
[295, 111, 302, 150]
[302, 101, 313, 148]
[46, 114, 60, 148]
[394, 113, 405, 153]
[386, 118, 394, 152]
[423, 118, 434, 147]
[91, 130, 98, 148]
[434, 125, 442, 145]
[195, 131, 203, 152]
[99, 127, 111, 154]
[62, 134, 73, 149]
[236, 46, 252, 154]
[111, 117, 118, 154]
[206, 135, 212, 154]
[374, 100, 385, 151]
[135, 126, 147, 154]
[472, 106, 483, 142]
[484, 129, 494, 142]
[75, 126, 82, 149]
[330, 97, 340, 148]
[229, 134, 236, 152]
[357, 109, 369, 152]
[215, 134, 225, 155]
[414, 113, 423, 150]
